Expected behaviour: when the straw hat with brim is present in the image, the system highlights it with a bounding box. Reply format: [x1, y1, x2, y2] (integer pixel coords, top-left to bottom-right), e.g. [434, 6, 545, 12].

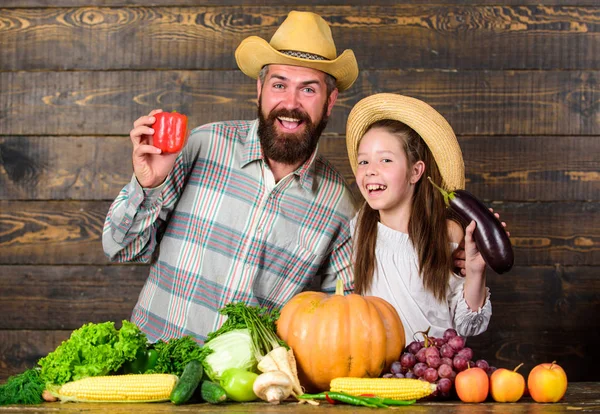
[235, 11, 359, 92]
[346, 93, 465, 191]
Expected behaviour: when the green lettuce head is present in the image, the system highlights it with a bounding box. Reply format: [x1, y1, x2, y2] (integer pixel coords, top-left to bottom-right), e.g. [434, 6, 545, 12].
[38, 320, 147, 385]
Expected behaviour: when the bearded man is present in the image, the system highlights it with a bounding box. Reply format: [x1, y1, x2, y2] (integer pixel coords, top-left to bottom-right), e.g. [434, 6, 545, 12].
[102, 11, 360, 343]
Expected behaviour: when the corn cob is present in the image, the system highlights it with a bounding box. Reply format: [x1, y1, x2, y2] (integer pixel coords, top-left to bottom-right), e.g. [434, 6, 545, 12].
[330, 377, 436, 401]
[57, 374, 178, 403]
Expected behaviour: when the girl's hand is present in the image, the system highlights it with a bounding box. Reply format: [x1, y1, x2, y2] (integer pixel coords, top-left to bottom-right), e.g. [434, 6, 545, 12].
[465, 220, 486, 277]
[489, 208, 510, 237]
[454, 208, 509, 276]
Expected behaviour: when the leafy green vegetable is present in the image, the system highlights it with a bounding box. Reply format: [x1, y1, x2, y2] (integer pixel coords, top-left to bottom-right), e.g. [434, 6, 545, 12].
[37, 320, 147, 385]
[147, 336, 212, 377]
[206, 302, 286, 360]
[202, 303, 287, 382]
[203, 329, 257, 381]
[0, 369, 45, 405]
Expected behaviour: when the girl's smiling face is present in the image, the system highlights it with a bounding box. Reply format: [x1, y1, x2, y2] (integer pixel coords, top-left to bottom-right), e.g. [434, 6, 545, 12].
[356, 127, 424, 225]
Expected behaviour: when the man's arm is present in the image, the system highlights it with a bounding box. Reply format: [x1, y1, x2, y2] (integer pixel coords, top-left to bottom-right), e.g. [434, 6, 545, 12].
[318, 231, 354, 294]
[103, 110, 191, 262]
[103, 176, 170, 262]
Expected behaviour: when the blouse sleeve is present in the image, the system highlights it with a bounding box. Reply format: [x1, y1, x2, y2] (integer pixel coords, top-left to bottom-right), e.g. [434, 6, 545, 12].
[447, 275, 492, 337]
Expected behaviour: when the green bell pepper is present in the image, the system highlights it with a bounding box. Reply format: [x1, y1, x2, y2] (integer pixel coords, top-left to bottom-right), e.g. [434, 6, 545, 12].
[122, 347, 159, 374]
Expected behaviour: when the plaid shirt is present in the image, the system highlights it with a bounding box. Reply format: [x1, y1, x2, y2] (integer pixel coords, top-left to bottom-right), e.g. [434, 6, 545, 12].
[103, 119, 357, 343]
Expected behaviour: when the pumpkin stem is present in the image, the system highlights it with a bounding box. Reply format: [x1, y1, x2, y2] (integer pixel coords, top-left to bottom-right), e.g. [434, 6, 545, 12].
[335, 279, 345, 296]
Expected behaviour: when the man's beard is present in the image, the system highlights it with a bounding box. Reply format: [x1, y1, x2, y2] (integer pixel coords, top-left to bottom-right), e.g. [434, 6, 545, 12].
[257, 98, 329, 165]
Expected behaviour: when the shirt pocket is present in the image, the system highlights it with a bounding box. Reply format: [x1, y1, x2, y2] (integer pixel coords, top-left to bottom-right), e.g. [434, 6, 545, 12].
[252, 242, 326, 306]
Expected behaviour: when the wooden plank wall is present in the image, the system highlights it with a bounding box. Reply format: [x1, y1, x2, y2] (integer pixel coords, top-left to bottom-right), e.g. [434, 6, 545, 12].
[1, 1, 598, 382]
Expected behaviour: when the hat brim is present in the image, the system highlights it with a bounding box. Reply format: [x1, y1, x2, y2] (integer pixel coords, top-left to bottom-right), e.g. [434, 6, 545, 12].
[235, 36, 359, 92]
[346, 93, 465, 191]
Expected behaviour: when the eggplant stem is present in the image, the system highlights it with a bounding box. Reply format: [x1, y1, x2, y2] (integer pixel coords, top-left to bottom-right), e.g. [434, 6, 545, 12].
[427, 177, 452, 207]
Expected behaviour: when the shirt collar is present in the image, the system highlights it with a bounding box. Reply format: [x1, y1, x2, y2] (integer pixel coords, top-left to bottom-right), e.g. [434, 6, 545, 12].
[241, 119, 318, 192]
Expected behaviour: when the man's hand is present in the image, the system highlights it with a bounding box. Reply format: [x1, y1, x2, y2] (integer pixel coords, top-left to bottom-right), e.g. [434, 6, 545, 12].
[130, 109, 182, 188]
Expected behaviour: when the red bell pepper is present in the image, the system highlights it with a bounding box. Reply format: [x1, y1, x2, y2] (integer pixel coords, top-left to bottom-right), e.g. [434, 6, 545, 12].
[152, 111, 188, 153]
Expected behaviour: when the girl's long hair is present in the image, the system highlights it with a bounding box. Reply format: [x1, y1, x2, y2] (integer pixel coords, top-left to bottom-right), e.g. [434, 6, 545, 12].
[353, 119, 454, 301]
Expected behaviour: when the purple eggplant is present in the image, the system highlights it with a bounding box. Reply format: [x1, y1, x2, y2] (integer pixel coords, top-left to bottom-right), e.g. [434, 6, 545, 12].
[429, 178, 514, 274]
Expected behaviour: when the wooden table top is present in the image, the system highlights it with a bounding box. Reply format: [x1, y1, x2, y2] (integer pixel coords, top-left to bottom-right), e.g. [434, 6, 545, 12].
[0, 382, 598, 413]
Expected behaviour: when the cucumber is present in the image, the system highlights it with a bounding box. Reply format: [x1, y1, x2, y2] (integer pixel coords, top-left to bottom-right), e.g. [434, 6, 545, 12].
[200, 380, 228, 404]
[170, 360, 203, 405]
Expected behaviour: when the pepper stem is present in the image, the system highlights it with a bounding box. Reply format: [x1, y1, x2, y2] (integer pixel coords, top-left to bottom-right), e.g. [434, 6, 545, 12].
[427, 176, 452, 207]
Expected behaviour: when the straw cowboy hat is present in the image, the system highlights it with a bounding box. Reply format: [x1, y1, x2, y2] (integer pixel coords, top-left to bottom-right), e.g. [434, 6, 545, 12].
[346, 93, 465, 191]
[235, 11, 359, 92]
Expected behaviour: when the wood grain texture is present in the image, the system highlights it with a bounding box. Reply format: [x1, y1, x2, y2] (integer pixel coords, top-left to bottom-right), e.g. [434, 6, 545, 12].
[5, 0, 600, 7]
[484, 265, 600, 331]
[1, 70, 599, 137]
[1, 325, 597, 383]
[0, 265, 596, 332]
[1, 135, 598, 202]
[0, 330, 72, 381]
[0, 0, 598, 384]
[0, 201, 110, 265]
[320, 134, 600, 203]
[0, 265, 147, 330]
[502, 201, 599, 267]
[467, 328, 600, 383]
[1, 6, 598, 71]
[0, 136, 132, 201]
[0, 200, 597, 266]
[0, 390, 594, 412]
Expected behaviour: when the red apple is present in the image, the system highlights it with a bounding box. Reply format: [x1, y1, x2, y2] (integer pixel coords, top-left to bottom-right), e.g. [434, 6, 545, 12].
[527, 361, 568, 403]
[455, 366, 489, 403]
[490, 363, 525, 402]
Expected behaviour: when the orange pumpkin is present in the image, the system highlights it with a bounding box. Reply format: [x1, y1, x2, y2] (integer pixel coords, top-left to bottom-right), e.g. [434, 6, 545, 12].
[277, 280, 405, 392]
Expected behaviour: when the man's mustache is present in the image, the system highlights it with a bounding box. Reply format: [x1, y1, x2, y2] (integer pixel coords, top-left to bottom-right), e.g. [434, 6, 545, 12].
[268, 108, 311, 124]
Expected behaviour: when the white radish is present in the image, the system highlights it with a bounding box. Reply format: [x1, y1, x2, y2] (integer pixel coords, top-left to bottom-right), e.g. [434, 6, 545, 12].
[257, 346, 303, 397]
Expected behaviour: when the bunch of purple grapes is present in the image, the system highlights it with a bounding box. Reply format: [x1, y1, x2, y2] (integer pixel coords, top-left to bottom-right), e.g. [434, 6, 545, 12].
[382, 328, 497, 398]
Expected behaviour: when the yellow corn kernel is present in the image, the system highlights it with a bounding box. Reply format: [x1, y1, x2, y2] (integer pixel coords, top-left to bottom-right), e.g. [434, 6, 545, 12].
[57, 374, 178, 403]
[330, 377, 436, 401]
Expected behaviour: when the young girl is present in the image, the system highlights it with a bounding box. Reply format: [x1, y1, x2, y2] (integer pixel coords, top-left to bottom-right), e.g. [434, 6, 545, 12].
[345, 93, 494, 344]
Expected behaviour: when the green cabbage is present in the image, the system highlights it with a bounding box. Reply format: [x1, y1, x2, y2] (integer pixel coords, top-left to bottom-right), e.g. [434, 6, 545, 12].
[37, 320, 147, 385]
[202, 328, 257, 381]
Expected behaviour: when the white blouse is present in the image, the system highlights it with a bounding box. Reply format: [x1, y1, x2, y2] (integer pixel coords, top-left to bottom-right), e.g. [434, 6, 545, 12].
[351, 217, 492, 345]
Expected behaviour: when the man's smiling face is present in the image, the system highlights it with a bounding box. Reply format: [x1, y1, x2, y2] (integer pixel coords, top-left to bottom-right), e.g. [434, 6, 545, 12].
[257, 64, 337, 165]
